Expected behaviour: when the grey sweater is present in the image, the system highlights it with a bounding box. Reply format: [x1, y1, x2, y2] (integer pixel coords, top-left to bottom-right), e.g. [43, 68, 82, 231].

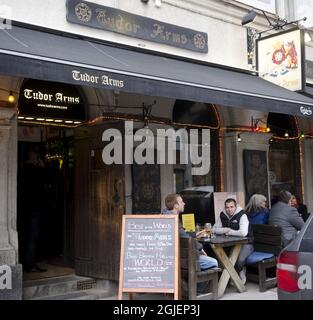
[269, 201, 304, 247]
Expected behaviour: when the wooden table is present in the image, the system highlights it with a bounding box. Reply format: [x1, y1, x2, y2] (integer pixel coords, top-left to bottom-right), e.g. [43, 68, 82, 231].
[202, 235, 248, 299]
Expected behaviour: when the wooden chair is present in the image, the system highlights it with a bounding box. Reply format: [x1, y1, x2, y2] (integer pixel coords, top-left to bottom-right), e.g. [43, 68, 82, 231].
[180, 237, 219, 300]
[246, 224, 283, 292]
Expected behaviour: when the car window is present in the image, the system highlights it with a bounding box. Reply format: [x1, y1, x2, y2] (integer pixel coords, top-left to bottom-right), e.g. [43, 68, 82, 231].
[299, 217, 313, 252]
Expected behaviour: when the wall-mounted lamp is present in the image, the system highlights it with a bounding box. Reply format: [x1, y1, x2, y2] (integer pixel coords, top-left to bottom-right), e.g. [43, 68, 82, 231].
[284, 131, 289, 138]
[7, 91, 15, 103]
[237, 134, 242, 142]
[241, 10, 257, 26]
[242, 9, 307, 37]
[0, 88, 16, 105]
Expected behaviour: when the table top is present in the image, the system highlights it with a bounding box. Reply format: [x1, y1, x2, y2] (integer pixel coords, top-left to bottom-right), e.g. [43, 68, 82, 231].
[200, 235, 248, 247]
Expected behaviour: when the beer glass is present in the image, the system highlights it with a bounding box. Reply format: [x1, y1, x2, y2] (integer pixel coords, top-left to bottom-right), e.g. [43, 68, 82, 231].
[204, 223, 212, 238]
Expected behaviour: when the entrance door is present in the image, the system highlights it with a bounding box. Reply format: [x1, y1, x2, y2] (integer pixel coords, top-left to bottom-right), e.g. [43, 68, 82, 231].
[74, 122, 125, 280]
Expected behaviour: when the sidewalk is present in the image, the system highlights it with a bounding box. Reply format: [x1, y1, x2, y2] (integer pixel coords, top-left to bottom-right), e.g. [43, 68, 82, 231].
[220, 282, 277, 300]
[101, 281, 277, 300]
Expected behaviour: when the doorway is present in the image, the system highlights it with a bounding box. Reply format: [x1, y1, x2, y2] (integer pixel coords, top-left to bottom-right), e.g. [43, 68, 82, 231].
[17, 125, 75, 280]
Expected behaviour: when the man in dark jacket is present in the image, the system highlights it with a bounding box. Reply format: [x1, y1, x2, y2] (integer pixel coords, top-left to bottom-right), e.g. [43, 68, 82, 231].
[269, 190, 304, 247]
[20, 150, 47, 272]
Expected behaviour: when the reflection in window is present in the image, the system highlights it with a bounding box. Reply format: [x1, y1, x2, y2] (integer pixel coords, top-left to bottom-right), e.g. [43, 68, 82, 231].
[269, 148, 296, 198]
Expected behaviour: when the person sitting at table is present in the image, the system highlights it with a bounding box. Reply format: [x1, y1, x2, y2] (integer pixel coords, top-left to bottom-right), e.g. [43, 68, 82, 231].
[269, 190, 304, 247]
[213, 198, 254, 284]
[245, 194, 269, 224]
[290, 194, 310, 222]
[162, 193, 218, 270]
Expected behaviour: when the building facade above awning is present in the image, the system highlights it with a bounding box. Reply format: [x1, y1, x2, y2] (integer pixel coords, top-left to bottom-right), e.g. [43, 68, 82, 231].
[1, 25, 313, 118]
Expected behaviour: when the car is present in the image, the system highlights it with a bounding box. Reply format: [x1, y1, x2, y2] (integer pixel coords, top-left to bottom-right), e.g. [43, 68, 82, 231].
[277, 214, 313, 299]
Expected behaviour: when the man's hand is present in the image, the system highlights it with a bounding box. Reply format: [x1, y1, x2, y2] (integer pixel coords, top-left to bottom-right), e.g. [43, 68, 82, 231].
[196, 229, 207, 238]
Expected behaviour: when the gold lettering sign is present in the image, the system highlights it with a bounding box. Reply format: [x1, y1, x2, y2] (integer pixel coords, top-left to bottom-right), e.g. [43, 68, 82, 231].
[67, 0, 208, 53]
[72, 70, 124, 88]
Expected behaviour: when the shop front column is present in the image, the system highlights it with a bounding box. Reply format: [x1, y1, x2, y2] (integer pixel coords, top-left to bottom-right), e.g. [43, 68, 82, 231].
[0, 107, 22, 300]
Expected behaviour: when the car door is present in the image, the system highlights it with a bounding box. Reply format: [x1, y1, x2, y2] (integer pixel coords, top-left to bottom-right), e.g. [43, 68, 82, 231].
[298, 215, 313, 299]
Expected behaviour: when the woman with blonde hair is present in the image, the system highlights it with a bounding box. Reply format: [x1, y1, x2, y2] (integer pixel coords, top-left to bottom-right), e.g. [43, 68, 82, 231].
[245, 194, 269, 224]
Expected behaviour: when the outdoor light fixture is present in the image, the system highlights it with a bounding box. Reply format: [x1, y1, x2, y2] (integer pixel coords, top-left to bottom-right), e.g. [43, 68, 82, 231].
[0, 88, 16, 104]
[7, 91, 15, 103]
[241, 10, 257, 26]
[284, 132, 289, 138]
[17, 116, 82, 126]
[237, 134, 242, 142]
[242, 10, 307, 36]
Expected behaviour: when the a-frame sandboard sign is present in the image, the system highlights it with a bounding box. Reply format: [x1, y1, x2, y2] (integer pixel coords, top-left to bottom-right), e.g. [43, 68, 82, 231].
[118, 214, 179, 300]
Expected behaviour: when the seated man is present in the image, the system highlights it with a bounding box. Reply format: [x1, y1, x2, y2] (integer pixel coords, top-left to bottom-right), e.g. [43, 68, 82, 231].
[162, 193, 218, 270]
[213, 198, 254, 284]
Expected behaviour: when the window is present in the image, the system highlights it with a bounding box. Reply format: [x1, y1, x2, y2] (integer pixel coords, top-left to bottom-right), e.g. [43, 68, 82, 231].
[234, 0, 277, 14]
[277, 0, 313, 28]
[293, 0, 313, 28]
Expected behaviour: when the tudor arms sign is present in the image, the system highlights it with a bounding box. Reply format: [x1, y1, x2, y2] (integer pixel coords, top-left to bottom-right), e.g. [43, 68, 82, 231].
[66, 0, 208, 53]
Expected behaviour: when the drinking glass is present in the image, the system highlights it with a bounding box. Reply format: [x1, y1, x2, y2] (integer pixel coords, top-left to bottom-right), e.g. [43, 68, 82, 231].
[204, 223, 212, 238]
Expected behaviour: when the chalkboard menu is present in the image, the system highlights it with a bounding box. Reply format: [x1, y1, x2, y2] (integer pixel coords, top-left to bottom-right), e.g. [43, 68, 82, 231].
[118, 215, 179, 299]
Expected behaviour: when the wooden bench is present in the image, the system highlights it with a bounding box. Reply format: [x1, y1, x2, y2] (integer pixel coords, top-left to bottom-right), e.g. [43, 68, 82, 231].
[180, 237, 219, 300]
[246, 224, 283, 292]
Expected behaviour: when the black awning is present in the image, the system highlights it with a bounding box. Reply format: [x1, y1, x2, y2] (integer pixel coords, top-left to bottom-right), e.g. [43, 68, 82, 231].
[1, 25, 313, 118]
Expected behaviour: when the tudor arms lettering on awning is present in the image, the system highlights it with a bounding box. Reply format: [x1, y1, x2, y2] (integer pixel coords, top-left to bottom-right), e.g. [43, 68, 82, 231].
[66, 0, 208, 53]
[18, 79, 86, 122]
[24, 89, 80, 104]
[72, 70, 124, 88]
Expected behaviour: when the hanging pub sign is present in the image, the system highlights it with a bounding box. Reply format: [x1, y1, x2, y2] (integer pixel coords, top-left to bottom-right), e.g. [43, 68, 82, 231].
[66, 0, 208, 53]
[256, 28, 305, 92]
[18, 79, 86, 123]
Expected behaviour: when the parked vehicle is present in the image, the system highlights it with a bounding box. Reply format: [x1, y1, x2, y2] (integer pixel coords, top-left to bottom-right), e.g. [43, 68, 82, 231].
[277, 214, 313, 299]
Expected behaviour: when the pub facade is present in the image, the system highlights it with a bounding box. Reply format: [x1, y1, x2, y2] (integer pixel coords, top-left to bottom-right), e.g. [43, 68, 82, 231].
[1, 0, 313, 299]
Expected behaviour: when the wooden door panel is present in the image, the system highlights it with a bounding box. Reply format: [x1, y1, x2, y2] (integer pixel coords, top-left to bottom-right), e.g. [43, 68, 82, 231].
[74, 122, 125, 280]
[74, 132, 92, 262]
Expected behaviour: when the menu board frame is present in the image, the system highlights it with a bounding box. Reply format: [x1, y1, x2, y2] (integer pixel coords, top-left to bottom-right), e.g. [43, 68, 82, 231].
[118, 214, 179, 300]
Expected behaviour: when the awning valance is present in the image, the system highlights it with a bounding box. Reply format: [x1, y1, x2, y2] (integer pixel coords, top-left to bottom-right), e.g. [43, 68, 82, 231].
[1, 25, 313, 117]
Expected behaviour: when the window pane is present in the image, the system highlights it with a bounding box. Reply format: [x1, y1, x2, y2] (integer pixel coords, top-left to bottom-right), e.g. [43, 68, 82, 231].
[269, 148, 296, 197]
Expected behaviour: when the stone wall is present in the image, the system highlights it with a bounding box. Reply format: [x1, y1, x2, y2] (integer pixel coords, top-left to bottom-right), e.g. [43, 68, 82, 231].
[0, 107, 22, 300]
